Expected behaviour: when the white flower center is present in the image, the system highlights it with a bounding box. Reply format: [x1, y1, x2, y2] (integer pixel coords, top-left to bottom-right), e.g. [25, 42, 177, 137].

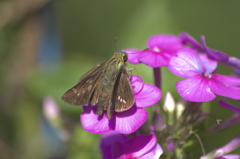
[203, 73, 212, 79]
[153, 46, 161, 52]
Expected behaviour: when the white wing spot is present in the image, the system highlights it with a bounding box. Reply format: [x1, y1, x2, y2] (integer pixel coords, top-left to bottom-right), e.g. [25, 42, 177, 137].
[118, 96, 120, 100]
[87, 79, 93, 83]
[72, 88, 77, 93]
[120, 98, 123, 102]
[87, 85, 93, 91]
[82, 90, 85, 94]
[77, 93, 81, 96]
[123, 100, 126, 104]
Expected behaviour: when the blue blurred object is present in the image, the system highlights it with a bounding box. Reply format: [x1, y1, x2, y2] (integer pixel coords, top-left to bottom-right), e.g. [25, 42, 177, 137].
[37, 2, 62, 72]
[40, 116, 66, 159]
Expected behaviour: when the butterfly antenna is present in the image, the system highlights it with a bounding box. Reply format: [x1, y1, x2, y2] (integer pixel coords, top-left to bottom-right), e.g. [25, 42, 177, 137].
[114, 37, 118, 51]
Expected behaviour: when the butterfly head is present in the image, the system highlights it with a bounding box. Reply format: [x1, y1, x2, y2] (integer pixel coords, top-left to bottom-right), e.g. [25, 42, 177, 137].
[114, 51, 128, 62]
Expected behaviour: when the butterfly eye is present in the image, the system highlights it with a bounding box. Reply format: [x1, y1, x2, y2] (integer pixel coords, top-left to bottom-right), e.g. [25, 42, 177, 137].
[123, 54, 128, 62]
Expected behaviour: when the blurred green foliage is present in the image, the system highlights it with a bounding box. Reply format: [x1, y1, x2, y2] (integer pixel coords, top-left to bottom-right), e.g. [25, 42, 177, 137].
[0, 0, 240, 159]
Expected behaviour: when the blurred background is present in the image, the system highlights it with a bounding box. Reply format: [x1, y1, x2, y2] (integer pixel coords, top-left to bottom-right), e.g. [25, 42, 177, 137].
[0, 0, 240, 158]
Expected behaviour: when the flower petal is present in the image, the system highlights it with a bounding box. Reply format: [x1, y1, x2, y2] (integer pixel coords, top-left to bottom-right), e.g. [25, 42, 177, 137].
[225, 57, 240, 68]
[176, 75, 216, 102]
[135, 83, 162, 108]
[123, 49, 142, 64]
[138, 50, 171, 67]
[124, 135, 157, 158]
[179, 32, 204, 51]
[112, 141, 125, 159]
[200, 35, 229, 62]
[152, 114, 166, 132]
[214, 133, 240, 157]
[227, 57, 240, 76]
[130, 75, 144, 94]
[212, 74, 240, 86]
[109, 106, 148, 134]
[147, 35, 183, 52]
[138, 144, 163, 159]
[220, 154, 240, 159]
[209, 78, 240, 100]
[100, 131, 129, 159]
[80, 105, 110, 133]
[198, 53, 218, 75]
[101, 131, 129, 142]
[219, 100, 240, 113]
[207, 113, 240, 134]
[168, 48, 203, 77]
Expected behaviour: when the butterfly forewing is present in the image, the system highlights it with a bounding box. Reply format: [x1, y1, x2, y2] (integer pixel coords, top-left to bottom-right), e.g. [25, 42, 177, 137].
[61, 62, 106, 106]
[114, 68, 135, 113]
[77, 62, 106, 83]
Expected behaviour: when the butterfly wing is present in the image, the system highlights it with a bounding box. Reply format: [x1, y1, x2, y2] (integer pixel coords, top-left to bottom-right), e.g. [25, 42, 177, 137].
[61, 62, 106, 106]
[114, 66, 135, 113]
[96, 58, 123, 118]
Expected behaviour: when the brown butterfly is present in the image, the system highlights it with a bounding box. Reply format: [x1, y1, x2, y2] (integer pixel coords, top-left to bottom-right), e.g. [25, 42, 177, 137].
[61, 51, 135, 119]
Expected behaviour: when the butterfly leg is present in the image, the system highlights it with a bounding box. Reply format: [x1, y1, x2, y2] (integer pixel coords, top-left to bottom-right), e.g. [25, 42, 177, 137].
[127, 68, 138, 79]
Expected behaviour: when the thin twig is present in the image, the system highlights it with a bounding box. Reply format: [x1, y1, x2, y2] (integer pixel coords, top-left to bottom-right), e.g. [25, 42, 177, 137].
[193, 132, 205, 156]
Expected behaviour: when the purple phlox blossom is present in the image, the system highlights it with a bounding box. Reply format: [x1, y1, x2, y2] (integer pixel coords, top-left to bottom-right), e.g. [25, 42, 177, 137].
[208, 100, 240, 134]
[123, 34, 184, 67]
[80, 75, 162, 134]
[200, 133, 240, 159]
[168, 48, 240, 102]
[152, 114, 166, 132]
[224, 57, 240, 77]
[179, 32, 229, 62]
[215, 154, 240, 159]
[166, 139, 174, 152]
[100, 131, 163, 159]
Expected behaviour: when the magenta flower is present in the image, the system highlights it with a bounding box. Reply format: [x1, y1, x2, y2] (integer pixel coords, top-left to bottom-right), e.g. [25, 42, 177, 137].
[179, 32, 229, 62]
[124, 34, 184, 67]
[80, 75, 162, 134]
[168, 48, 240, 102]
[100, 131, 163, 159]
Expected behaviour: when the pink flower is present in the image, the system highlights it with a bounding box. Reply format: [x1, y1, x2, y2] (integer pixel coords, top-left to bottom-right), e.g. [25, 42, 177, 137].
[124, 34, 184, 67]
[168, 48, 240, 102]
[80, 75, 162, 134]
[100, 131, 163, 159]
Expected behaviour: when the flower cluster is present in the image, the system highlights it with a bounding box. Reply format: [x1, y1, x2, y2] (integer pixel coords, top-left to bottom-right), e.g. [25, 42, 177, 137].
[75, 33, 240, 158]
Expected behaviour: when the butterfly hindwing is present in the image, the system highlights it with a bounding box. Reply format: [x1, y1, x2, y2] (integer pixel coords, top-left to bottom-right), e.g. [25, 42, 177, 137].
[61, 62, 106, 106]
[114, 67, 135, 113]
